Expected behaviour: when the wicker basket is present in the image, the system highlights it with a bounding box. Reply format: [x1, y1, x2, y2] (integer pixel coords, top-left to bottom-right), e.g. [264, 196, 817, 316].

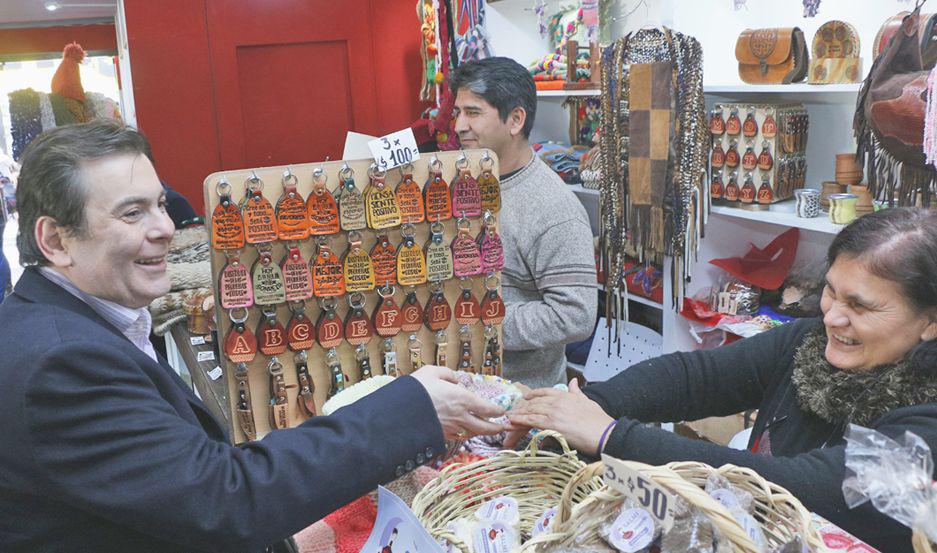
[913, 527, 936, 553]
[411, 430, 603, 552]
[523, 460, 826, 553]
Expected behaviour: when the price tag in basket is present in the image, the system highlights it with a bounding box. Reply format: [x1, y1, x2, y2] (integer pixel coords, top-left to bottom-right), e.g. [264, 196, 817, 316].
[362, 486, 444, 552]
[602, 454, 676, 533]
[368, 128, 421, 171]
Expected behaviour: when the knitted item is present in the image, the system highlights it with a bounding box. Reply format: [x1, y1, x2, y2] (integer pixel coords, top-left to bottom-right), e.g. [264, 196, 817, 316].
[8, 88, 42, 160]
[148, 287, 211, 326]
[166, 227, 211, 291]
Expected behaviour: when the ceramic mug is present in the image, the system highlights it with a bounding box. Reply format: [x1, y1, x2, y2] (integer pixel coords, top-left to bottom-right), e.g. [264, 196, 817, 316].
[828, 193, 859, 225]
[794, 189, 820, 218]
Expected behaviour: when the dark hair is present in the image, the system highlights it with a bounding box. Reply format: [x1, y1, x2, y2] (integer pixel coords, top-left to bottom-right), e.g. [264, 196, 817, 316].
[828, 207, 937, 372]
[16, 119, 152, 266]
[451, 57, 537, 138]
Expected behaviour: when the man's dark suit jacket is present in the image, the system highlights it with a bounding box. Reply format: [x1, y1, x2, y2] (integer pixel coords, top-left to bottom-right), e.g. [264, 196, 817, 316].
[0, 269, 445, 552]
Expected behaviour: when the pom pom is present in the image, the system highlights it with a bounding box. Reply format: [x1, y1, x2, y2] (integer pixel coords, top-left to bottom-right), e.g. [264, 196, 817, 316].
[434, 71, 444, 83]
[63, 42, 86, 62]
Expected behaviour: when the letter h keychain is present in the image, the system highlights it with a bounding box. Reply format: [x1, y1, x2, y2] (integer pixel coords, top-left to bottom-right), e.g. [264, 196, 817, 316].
[373, 285, 403, 377]
[224, 307, 257, 440]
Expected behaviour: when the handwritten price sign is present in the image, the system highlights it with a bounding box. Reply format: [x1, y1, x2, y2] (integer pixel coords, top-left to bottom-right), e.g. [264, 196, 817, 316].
[368, 128, 421, 171]
[602, 454, 676, 532]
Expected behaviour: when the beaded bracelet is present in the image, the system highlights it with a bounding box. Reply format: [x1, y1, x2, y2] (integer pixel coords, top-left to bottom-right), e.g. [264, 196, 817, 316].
[596, 420, 617, 457]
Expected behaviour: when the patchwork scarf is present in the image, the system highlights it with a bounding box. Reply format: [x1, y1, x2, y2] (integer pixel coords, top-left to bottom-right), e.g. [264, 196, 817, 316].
[792, 326, 937, 426]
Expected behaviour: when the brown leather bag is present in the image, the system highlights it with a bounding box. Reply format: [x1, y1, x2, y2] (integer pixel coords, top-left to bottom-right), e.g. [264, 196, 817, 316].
[735, 28, 809, 84]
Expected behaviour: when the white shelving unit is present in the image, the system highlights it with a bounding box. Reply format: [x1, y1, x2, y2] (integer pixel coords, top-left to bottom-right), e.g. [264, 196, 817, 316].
[710, 201, 844, 235]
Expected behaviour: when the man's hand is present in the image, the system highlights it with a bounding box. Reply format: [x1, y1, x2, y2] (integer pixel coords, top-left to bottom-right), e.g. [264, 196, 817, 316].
[505, 378, 614, 455]
[411, 365, 507, 440]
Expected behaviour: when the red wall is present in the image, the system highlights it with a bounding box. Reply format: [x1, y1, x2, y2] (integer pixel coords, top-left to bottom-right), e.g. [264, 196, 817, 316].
[125, 0, 426, 214]
[0, 23, 116, 56]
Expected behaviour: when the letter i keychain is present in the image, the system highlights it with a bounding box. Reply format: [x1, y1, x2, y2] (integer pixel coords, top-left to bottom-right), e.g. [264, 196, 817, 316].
[219, 250, 254, 309]
[372, 285, 403, 377]
[211, 178, 245, 251]
[423, 155, 452, 222]
[364, 164, 402, 230]
[396, 163, 426, 224]
[344, 292, 375, 380]
[476, 211, 504, 273]
[276, 169, 310, 241]
[224, 307, 257, 440]
[312, 237, 345, 297]
[451, 153, 482, 218]
[401, 287, 424, 373]
[455, 278, 481, 372]
[424, 282, 452, 366]
[343, 231, 376, 293]
[315, 297, 346, 396]
[267, 357, 292, 430]
[477, 151, 501, 214]
[425, 221, 454, 283]
[397, 223, 427, 287]
[241, 172, 278, 244]
[281, 243, 313, 302]
[370, 234, 397, 287]
[307, 167, 340, 236]
[252, 244, 287, 306]
[337, 164, 367, 231]
[452, 218, 482, 278]
[287, 301, 316, 416]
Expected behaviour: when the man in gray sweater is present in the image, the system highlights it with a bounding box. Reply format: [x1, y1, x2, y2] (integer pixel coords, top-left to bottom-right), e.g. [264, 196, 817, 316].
[451, 57, 597, 388]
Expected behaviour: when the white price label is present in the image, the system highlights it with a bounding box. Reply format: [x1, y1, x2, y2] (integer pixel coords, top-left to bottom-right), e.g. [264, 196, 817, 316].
[368, 128, 420, 171]
[207, 366, 223, 381]
[602, 454, 676, 533]
[189, 335, 206, 346]
[197, 350, 215, 362]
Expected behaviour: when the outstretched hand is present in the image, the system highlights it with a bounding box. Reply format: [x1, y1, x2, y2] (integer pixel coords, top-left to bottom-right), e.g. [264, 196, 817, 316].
[505, 378, 614, 455]
[411, 365, 507, 440]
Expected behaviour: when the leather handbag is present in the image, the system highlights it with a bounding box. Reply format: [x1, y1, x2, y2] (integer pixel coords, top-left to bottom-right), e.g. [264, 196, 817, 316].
[809, 20, 862, 84]
[874, 10, 937, 70]
[735, 28, 808, 84]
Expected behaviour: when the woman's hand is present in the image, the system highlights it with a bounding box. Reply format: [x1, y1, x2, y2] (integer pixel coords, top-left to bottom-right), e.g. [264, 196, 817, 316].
[505, 378, 615, 455]
[410, 365, 507, 440]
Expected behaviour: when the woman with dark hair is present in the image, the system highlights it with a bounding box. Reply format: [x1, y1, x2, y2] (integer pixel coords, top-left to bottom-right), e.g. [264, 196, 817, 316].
[507, 207, 937, 552]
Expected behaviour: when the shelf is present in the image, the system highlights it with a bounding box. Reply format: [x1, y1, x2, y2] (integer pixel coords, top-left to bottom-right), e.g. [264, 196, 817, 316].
[629, 294, 663, 310]
[710, 199, 844, 235]
[537, 89, 601, 98]
[704, 83, 860, 104]
[568, 183, 600, 197]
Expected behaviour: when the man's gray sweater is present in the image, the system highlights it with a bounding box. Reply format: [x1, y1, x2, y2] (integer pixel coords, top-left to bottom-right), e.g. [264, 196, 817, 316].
[499, 152, 597, 388]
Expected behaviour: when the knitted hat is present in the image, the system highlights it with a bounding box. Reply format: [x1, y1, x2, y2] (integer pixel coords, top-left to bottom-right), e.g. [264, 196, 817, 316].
[51, 42, 86, 103]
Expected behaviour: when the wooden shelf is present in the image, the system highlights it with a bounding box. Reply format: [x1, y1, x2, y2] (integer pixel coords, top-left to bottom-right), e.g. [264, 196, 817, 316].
[537, 89, 601, 98]
[704, 83, 860, 104]
[710, 199, 845, 235]
[629, 294, 663, 310]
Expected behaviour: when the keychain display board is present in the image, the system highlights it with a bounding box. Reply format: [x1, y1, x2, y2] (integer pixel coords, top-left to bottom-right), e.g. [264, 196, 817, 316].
[709, 103, 808, 207]
[204, 150, 504, 443]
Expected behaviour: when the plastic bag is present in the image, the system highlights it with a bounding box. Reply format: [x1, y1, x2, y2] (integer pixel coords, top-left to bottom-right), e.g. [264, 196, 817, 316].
[842, 424, 937, 543]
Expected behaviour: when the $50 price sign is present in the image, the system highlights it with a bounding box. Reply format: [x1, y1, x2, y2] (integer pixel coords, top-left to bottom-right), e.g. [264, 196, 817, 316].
[602, 454, 676, 532]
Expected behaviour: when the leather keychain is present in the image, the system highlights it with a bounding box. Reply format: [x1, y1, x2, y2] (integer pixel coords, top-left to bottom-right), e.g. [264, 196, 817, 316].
[211, 178, 245, 251]
[710, 173, 724, 199]
[281, 244, 314, 302]
[344, 292, 375, 349]
[364, 164, 402, 230]
[757, 175, 774, 204]
[742, 107, 758, 138]
[373, 285, 403, 377]
[482, 324, 502, 377]
[451, 153, 482, 218]
[293, 350, 316, 417]
[451, 218, 482, 278]
[408, 334, 425, 373]
[424, 283, 452, 367]
[396, 163, 426, 224]
[762, 110, 778, 139]
[225, 308, 257, 440]
[757, 140, 774, 171]
[423, 156, 453, 222]
[337, 164, 367, 231]
[480, 275, 505, 326]
[267, 357, 291, 430]
[312, 237, 345, 297]
[711, 142, 726, 169]
[724, 171, 740, 201]
[725, 140, 740, 169]
[370, 234, 398, 287]
[234, 362, 256, 440]
[477, 151, 501, 214]
[241, 173, 278, 244]
[354, 344, 373, 381]
[256, 306, 287, 356]
[425, 221, 454, 283]
[741, 144, 757, 171]
[306, 167, 340, 236]
[400, 288, 424, 334]
[252, 244, 286, 306]
[458, 325, 474, 372]
[325, 346, 347, 398]
[342, 231, 376, 293]
[455, 278, 481, 326]
[219, 252, 253, 309]
[710, 107, 726, 136]
[286, 300, 315, 351]
[396, 223, 427, 286]
[477, 211, 504, 274]
[276, 170, 310, 241]
[315, 296, 344, 349]
[739, 172, 757, 204]
[726, 107, 742, 136]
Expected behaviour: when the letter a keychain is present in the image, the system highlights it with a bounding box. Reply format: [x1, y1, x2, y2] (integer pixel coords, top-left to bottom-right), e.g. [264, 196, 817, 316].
[224, 307, 257, 440]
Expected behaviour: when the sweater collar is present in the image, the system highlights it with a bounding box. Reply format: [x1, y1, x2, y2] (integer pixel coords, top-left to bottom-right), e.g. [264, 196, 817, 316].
[792, 325, 937, 426]
[498, 148, 538, 193]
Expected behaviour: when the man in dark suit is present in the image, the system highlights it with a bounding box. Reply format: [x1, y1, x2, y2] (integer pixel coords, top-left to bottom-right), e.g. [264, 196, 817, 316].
[0, 120, 505, 552]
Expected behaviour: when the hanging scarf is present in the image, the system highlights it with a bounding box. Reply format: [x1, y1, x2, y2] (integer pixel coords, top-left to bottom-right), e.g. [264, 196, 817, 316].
[792, 326, 937, 426]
